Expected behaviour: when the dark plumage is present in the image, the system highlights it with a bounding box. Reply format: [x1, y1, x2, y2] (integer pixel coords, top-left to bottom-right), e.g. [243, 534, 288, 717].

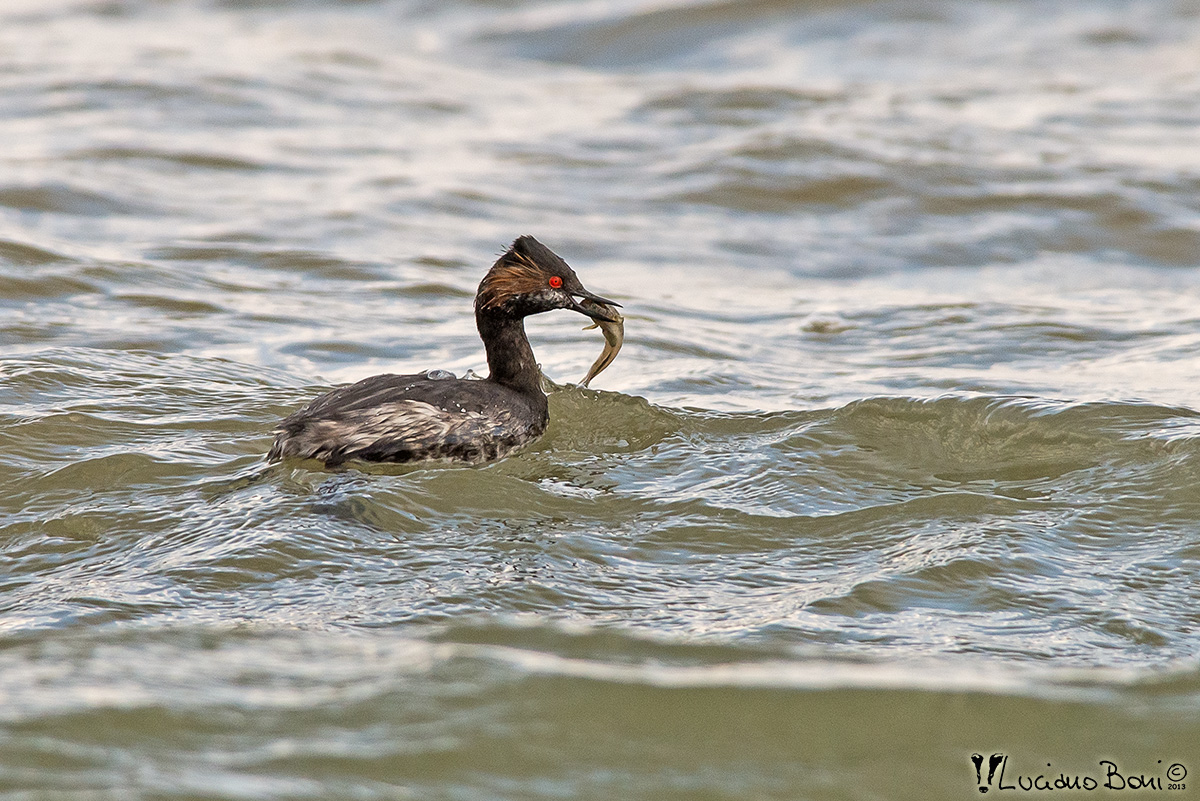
[268, 236, 620, 466]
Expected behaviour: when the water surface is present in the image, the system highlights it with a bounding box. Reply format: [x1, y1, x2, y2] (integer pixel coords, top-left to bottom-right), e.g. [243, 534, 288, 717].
[2, 0, 1199, 798]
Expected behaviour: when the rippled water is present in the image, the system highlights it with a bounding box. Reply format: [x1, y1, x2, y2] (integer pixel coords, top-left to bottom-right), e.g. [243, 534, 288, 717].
[3, 0, 1200, 798]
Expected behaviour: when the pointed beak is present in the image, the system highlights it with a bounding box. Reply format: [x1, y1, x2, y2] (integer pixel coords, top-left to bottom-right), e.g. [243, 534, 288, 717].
[569, 289, 622, 323]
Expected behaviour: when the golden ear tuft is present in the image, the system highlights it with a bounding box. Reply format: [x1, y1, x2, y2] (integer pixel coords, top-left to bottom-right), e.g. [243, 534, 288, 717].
[477, 251, 547, 310]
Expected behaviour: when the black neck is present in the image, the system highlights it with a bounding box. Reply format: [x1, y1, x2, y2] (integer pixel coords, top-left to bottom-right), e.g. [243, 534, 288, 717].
[476, 311, 544, 397]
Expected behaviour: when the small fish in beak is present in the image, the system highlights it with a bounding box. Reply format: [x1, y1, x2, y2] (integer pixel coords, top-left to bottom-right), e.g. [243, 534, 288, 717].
[579, 299, 624, 387]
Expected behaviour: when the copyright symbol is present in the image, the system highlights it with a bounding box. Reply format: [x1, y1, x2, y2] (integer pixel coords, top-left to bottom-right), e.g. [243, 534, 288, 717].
[1167, 763, 1187, 782]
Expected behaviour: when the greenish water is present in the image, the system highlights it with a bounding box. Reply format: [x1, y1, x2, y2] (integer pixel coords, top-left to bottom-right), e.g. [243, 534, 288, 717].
[2, 0, 1200, 798]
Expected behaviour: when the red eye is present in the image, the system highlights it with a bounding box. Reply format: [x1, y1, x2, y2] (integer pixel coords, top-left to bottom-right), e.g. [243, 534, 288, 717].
[548, 276, 563, 289]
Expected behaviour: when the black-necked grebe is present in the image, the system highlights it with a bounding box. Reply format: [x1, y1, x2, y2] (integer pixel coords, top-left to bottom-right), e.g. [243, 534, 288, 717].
[267, 235, 621, 466]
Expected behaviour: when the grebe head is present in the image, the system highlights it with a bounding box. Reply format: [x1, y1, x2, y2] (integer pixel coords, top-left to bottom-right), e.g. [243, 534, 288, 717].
[476, 235, 620, 323]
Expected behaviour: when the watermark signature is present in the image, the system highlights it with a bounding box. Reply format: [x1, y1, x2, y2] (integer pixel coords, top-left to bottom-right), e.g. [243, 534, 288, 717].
[971, 754, 1188, 793]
